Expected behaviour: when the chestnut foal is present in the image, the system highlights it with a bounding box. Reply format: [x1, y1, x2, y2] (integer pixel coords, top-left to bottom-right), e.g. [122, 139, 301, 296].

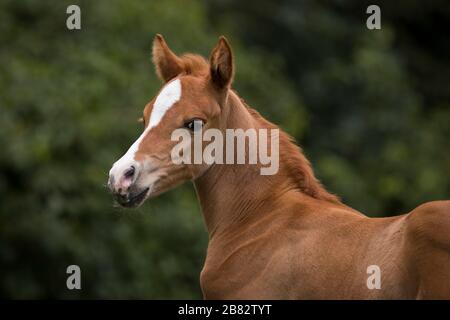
[108, 35, 450, 299]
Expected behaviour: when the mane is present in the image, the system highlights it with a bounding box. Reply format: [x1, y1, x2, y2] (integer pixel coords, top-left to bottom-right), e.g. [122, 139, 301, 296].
[241, 97, 341, 204]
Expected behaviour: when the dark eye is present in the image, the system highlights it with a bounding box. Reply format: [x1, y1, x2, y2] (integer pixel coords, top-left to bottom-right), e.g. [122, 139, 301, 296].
[184, 119, 204, 131]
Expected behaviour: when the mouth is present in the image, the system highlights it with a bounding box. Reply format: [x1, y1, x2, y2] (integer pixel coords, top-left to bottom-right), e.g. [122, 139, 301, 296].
[116, 187, 150, 208]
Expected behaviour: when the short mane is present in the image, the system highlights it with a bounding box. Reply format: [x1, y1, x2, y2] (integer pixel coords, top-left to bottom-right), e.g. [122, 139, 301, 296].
[244, 100, 341, 204]
[179, 54, 209, 77]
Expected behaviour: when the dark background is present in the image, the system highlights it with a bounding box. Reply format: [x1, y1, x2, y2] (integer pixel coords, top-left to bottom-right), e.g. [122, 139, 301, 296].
[0, 0, 449, 298]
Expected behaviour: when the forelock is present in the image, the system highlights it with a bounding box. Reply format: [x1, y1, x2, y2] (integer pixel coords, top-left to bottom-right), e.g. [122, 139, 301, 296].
[179, 54, 209, 77]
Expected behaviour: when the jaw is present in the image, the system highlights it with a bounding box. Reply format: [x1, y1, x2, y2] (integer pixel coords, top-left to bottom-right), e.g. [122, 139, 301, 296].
[115, 183, 174, 209]
[118, 186, 151, 208]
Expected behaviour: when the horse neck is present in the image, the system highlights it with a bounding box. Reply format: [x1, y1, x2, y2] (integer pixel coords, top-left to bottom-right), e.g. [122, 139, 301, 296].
[193, 90, 339, 237]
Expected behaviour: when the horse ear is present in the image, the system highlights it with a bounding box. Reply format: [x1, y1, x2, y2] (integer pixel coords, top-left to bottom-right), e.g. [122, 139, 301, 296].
[209, 36, 234, 89]
[152, 34, 184, 82]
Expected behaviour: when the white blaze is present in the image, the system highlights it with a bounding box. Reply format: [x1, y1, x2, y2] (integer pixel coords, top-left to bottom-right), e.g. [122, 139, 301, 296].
[109, 78, 182, 176]
[149, 78, 182, 129]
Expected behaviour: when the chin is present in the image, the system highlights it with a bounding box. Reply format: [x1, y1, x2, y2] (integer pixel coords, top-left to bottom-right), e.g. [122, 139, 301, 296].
[117, 186, 150, 208]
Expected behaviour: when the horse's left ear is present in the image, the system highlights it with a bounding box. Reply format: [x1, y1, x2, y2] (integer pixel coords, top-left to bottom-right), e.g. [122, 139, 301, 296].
[209, 36, 234, 90]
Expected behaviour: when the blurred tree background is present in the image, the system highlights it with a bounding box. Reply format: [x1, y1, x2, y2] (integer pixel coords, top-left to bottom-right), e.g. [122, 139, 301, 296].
[0, 0, 448, 298]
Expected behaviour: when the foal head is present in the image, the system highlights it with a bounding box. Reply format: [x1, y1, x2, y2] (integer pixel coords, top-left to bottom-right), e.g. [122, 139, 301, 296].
[108, 35, 234, 207]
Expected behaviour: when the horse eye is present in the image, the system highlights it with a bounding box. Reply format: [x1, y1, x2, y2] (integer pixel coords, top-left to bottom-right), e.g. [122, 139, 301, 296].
[184, 119, 204, 131]
[138, 117, 145, 127]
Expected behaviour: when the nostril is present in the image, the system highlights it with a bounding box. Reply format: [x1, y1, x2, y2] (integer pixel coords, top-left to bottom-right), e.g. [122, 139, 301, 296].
[124, 166, 135, 180]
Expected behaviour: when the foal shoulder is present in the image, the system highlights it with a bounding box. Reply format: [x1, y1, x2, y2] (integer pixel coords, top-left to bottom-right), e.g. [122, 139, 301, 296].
[405, 200, 450, 248]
